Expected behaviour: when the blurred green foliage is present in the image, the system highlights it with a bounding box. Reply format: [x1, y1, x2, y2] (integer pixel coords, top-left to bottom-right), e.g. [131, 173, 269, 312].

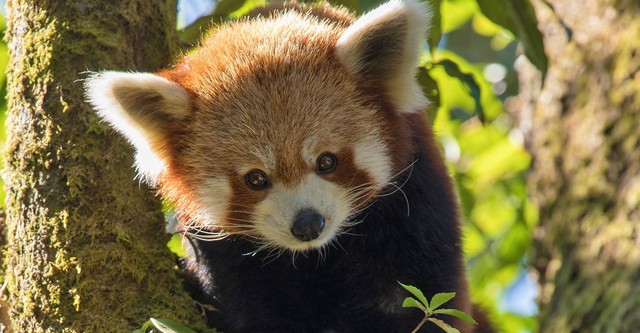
[419, 1, 539, 332]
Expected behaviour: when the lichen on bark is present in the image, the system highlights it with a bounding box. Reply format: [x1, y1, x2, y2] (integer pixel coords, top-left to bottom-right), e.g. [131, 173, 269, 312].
[515, 0, 640, 331]
[3, 1, 205, 332]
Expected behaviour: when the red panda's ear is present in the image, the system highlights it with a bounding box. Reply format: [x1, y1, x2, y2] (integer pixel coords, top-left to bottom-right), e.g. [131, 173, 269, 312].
[85, 71, 192, 184]
[336, 0, 430, 113]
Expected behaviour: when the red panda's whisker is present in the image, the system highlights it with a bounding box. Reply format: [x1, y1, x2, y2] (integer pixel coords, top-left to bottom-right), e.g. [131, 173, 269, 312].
[345, 189, 378, 212]
[247, 243, 287, 264]
[385, 183, 411, 217]
[376, 158, 418, 198]
[181, 222, 258, 242]
[185, 228, 228, 238]
[186, 231, 230, 242]
[328, 238, 348, 255]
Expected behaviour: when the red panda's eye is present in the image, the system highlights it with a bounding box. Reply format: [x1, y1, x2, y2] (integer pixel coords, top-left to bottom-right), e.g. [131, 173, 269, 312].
[317, 153, 338, 174]
[245, 169, 269, 191]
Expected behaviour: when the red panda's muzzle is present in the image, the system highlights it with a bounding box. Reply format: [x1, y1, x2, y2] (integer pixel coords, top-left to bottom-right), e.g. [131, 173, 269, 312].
[291, 209, 326, 241]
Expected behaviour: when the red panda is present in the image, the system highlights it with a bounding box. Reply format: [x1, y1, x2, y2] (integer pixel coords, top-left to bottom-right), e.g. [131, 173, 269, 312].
[86, 1, 492, 332]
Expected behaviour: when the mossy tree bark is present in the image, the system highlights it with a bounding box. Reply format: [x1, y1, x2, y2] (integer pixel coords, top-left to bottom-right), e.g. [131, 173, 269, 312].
[3, 1, 204, 331]
[515, 0, 640, 331]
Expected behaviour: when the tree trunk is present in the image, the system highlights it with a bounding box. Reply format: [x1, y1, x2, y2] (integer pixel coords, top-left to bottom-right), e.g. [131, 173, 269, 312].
[3, 1, 203, 331]
[515, 0, 640, 332]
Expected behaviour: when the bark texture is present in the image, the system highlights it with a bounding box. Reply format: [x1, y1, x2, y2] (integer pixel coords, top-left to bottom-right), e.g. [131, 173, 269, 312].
[3, 1, 204, 332]
[515, 0, 640, 332]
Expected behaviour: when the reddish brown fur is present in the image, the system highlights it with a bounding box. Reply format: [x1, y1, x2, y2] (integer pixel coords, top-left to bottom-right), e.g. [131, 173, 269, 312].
[246, 1, 355, 24]
[322, 148, 373, 190]
[322, 148, 375, 206]
[155, 5, 403, 230]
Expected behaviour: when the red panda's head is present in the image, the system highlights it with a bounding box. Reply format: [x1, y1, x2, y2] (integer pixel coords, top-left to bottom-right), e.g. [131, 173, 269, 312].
[85, 0, 430, 253]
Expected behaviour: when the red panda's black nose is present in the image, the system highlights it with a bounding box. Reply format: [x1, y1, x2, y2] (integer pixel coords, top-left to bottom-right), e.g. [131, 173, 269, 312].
[291, 210, 325, 241]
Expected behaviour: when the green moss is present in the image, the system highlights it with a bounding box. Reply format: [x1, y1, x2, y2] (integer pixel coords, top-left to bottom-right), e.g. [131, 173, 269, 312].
[526, 5, 640, 332]
[3, 0, 204, 332]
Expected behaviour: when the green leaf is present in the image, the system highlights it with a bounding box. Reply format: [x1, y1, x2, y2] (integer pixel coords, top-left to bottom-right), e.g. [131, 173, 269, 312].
[402, 297, 427, 311]
[178, 15, 218, 46]
[428, 317, 461, 333]
[506, 0, 547, 75]
[433, 308, 478, 324]
[149, 318, 198, 333]
[213, 0, 248, 17]
[229, 0, 269, 18]
[426, 0, 442, 54]
[398, 282, 429, 309]
[441, 0, 477, 33]
[475, 0, 512, 31]
[436, 59, 484, 122]
[476, 0, 547, 75]
[178, 0, 251, 44]
[429, 292, 456, 310]
[497, 221, 532, 264]
[167, 233, 184, 257]
[417, 67, 440, 121]
[138, 319, 153, 332]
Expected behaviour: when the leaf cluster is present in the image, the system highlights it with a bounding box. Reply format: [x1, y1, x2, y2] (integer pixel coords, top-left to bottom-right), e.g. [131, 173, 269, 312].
[399, 282, 477, 333]
[136, 318, 202, 333]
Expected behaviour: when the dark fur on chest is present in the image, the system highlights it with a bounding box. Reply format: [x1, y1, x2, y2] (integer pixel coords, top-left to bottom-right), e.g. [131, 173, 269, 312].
[182, 119, 465, 333]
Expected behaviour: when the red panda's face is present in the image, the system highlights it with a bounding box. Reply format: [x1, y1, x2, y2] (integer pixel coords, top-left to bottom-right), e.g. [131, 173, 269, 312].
[172, 62, 395, 251]
[86, 0, 429, 253]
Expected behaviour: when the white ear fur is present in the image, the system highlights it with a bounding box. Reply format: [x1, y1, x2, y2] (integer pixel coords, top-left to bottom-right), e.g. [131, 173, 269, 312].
[336, 0, 430, 113]
[85, 71, 191, 185]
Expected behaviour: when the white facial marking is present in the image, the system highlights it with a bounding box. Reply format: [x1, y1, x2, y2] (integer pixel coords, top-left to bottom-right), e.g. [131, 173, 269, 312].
[253, 174, 351, 251]
[248, 145, 276, 172]
[194, 176, 232, 227]
[354, 138, 392, 188]
[302, 136, 319, 165]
